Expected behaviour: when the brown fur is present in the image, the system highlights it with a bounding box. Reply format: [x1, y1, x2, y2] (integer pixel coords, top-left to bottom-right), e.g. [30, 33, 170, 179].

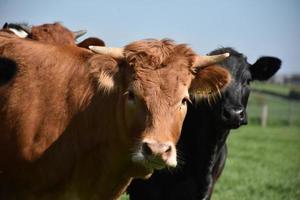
[29, 22, 76, 45]
[0, 35, 230, 199]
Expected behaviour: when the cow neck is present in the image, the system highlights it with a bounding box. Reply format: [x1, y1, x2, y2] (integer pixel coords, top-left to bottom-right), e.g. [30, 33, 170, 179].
[200, 105, 229, 157]
[182, 103, 229, 174]
[65, 77, 135, 199]
[66, 144, 133, 200]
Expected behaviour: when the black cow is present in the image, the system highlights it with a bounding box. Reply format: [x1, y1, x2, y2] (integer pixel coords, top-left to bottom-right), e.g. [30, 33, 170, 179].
[127, 47, 281, 200]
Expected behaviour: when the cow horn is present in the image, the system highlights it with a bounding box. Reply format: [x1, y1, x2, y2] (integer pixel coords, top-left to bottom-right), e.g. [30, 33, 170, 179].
[73, 30, 87, 39]
[89, 46, 124, 59]
[194, 53, 230, 68]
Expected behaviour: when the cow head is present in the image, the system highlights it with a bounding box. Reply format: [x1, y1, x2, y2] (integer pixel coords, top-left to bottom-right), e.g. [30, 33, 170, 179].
[2, 22, 107, 50]
[89, 39, 231, 172]
[29, 22, 86, 45]
[206, 48, 281, 129]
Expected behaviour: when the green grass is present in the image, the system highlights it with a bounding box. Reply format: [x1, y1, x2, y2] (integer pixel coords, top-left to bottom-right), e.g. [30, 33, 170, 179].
[121, 193, 129, 200]
[213, 125, 300, 200]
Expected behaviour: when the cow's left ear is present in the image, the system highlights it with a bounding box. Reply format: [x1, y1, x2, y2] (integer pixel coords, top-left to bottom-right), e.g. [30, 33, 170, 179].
[189, 65, 231, 99]
[250, 57, 281, 81]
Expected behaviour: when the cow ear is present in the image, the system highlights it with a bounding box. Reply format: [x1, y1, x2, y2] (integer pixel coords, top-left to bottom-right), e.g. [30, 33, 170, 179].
[250, 56, 281, 81]
[88, 54, 119, 93]
[189, 65, 231, 100]
[77, 37, 106, 49]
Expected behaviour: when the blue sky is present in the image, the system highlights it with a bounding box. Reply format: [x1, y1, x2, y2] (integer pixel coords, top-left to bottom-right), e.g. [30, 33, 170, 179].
[0, 0, 299, 74]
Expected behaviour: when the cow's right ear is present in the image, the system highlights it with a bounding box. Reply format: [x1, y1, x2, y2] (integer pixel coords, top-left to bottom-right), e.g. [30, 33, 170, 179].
[88, 54, 119, 93]
[189, 65, 231, 100]
[250, 56, 281, 81]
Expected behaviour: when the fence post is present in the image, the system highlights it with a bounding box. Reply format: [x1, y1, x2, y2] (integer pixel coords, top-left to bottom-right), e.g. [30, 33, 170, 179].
[288, 101, 292, 126]
[261, 104, 268, 128]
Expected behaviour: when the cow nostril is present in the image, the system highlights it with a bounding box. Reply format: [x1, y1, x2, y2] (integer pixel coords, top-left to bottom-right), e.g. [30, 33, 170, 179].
[223, 109, 231, 120]
[142, 142, 172, 156]
[142, 143, 153, 156]
[236, 109, 245, 120]
[240, 111, 245, 119]
[165, 145, 172, 153]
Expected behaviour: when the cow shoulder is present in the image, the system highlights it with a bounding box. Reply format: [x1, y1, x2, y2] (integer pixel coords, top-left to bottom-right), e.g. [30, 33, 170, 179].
[250, 56, 281, 81]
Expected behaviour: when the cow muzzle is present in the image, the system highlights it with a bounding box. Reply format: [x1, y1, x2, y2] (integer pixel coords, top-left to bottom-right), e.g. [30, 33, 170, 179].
[221, 106, 247, 128]
[132, 140, 177, 170]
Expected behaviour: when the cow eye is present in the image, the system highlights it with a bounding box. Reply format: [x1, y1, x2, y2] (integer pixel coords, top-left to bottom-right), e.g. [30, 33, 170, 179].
[127, 91, 135, 102]
[244, 79, 251, 86]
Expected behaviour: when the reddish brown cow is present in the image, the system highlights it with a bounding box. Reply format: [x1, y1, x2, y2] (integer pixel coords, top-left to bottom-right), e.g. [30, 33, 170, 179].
[0, 33, 230, 199]
[2, 22, 105, 47]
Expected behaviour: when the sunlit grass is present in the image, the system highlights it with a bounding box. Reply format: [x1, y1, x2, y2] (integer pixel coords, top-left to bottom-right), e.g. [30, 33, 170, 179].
[213, 125, 300, 200]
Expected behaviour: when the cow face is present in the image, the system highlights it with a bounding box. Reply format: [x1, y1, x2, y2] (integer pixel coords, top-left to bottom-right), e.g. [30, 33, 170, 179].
[90, 39, 231, 172]
[208, 48, 281, 129]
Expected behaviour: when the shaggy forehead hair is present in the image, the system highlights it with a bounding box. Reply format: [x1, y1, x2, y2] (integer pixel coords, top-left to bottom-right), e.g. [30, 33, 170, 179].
[123, 39, 196, 71]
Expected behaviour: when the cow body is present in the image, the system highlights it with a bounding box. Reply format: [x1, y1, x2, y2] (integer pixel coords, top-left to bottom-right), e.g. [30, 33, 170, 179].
[0, 32, 231, 199]
[128, 47, 281, 200]
[0, 35, 124, 199]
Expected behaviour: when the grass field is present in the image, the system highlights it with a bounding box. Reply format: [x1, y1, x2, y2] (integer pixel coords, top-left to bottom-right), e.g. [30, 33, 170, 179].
[213, 125, 300, 200]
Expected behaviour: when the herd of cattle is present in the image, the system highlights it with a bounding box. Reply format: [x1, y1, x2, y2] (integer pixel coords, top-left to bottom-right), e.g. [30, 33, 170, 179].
[0, 22, 280, 200]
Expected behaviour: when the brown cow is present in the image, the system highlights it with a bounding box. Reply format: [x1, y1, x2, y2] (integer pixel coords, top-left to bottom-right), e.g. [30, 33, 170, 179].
[2, 22, 105, 47]
[0, 33, 230, 199]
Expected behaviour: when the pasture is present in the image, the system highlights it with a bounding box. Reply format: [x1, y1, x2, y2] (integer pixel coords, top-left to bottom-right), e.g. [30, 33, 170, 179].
[213, 125, 300, 200]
